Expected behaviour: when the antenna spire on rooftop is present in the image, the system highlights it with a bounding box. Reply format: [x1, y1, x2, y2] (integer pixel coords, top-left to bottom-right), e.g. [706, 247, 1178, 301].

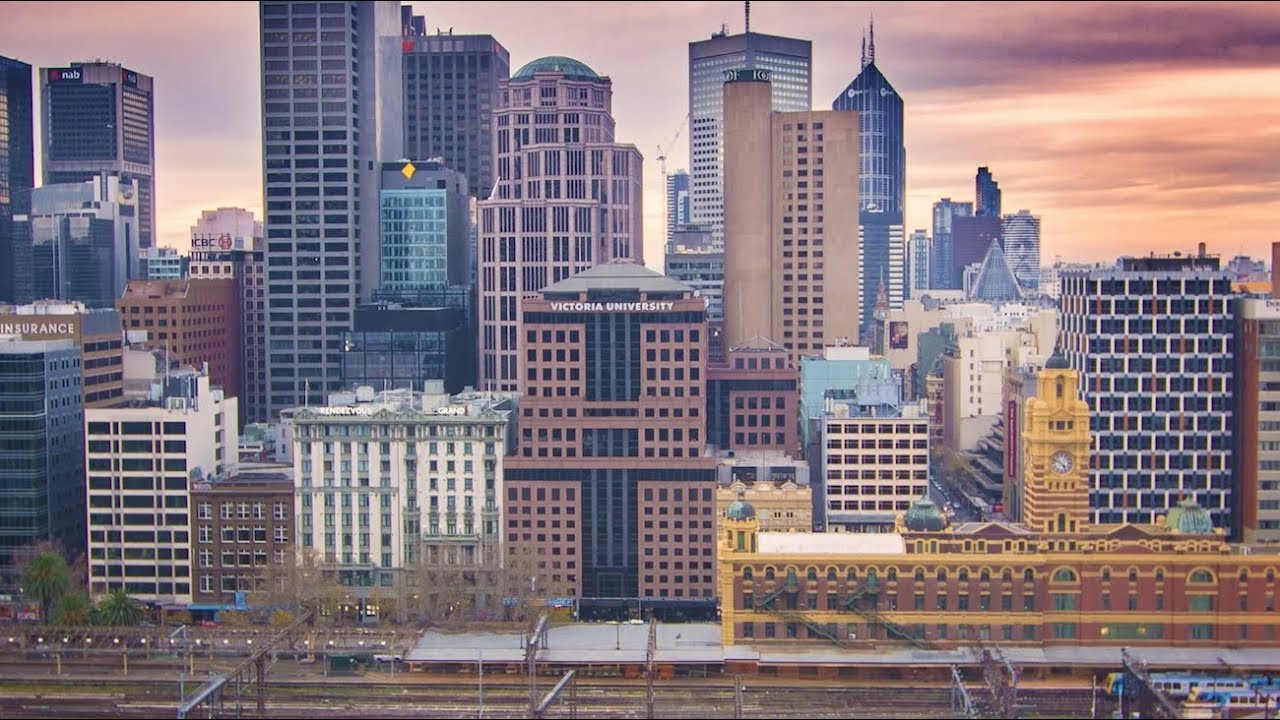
[745, 1, 750, 32]
[867, 14, 876, 67]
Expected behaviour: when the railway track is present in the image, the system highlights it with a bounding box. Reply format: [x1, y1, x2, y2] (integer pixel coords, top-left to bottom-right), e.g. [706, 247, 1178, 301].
[0, 676, 1096, 719]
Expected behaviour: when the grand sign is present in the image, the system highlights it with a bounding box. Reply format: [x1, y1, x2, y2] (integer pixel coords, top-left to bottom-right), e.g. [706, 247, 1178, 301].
[549, 301, 676, 313]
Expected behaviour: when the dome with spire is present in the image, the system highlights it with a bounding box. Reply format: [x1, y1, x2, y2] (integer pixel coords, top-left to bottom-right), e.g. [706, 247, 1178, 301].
[512, 56, 599, 82]
[903, 495, 947, 532]
[1164, 497, 1214, 534]
[725, 490, 756, 521]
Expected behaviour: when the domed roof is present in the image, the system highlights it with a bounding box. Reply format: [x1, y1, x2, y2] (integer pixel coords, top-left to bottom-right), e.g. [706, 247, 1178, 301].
[1164, 497, 1214, 534]
[1045, 353, 1071, 370]
[904, 495, 947, 532]
[512, 56, 599, 81]
[725, 490, 756, 521]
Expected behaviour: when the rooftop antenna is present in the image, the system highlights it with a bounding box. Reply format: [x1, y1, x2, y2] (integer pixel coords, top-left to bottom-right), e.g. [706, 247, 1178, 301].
[745, 1, 750, 33]
[861, 31, 867, 68]
[868, 14, 876, 66]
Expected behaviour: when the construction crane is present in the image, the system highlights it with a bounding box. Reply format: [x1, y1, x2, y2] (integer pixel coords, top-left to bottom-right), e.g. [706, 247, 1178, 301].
[656, 113, 690, 245]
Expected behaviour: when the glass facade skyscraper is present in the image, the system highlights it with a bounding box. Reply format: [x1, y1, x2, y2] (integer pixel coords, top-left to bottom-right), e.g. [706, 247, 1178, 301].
[930, 198, 973, 290]
[0, 56, 34, 304]
[976, 166, 1001, 217]
[259, 0, 403, 416]
[831, 34, 905, 217]
[688, 31, 811, 249]
[378, 160, 468, 293]
[0, 339, 83, 595]
[40, 62, 155, 252]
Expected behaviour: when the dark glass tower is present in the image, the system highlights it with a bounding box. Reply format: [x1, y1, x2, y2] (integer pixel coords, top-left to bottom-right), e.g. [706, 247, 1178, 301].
[0, 57, 34, 303]
[976, 166, 1001, 217]
[401, 7, 510, 201]
[40, 62, 155, 252]
[0, 339, 84, 595]
[831, 23, 904, 216]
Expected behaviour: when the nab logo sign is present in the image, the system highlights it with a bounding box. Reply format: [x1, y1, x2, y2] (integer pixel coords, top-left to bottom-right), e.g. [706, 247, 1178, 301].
[49, 68, 81, 83]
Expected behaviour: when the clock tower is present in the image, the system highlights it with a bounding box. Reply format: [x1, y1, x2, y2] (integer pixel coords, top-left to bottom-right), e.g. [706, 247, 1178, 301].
[1021, 354, 1092, 534]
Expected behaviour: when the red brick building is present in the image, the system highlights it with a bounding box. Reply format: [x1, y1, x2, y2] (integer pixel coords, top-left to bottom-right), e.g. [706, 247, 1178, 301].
[117, 279, 241, 402]
[707, 337, 799, 456]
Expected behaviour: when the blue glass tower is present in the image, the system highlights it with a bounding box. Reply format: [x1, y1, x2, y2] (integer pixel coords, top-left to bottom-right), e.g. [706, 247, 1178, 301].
[831, 22, 905, 216]
[0, 57, 34, 304]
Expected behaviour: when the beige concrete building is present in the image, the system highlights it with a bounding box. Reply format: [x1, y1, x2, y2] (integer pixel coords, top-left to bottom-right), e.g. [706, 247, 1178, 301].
[0, 301, 124, 408]
[722, 72, 859, 366]
[820, 401, 930, 533]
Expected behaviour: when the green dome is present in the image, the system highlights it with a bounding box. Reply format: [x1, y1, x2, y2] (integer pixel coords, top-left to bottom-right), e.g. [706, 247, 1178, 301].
[726, 490, 756, 521]
[904, 495, 947, 532]
[512, 56, 599, 81]
[1164, 497, 1214, 534]
[1045, 353, 1071, 370]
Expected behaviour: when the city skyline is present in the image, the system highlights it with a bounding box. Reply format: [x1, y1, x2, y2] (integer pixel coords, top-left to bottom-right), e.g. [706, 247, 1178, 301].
[1, 1, 1278, 268]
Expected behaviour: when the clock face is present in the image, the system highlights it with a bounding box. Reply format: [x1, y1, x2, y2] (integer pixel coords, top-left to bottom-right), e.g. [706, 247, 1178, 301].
[1051, 451, 1074, 475]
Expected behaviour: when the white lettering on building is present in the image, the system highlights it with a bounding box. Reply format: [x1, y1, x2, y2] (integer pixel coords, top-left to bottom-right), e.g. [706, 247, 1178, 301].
[548, 301, 677, 313]
[0, 322, 76, 335]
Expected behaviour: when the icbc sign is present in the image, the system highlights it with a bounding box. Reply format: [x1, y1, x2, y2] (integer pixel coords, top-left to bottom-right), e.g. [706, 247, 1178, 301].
[48, 68, 81, 83]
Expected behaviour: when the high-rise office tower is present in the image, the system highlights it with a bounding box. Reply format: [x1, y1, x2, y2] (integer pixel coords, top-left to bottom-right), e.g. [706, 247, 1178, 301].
[1235, 296, 1280, 544]
[40, 62, 155, 252]
[831, 21, 904, 217]
[189, 208, 266, 424]
[908, 229, 929, 297]
[503, 262, 717, 603]
[1001, 209, 1041, 292]
[1060, 254, 1236, 529]
[17, 173, 139, 308]
[379, 159, 469, 293]
[665, 169, 690, 238]
[259, 1, 403, 416]
[0, 338, 83, 594]
[976, 166, 1001, 217]
[0, 57, 34, 304]
[930, 198, 972, 290]
[721, 72, 860, 365]
[689, 29, 811, 249]
[476, 56, 643, 392]
[400, 8, 510, 200]
[951, 214, 1002, 286]
[858, 215, 905, 337]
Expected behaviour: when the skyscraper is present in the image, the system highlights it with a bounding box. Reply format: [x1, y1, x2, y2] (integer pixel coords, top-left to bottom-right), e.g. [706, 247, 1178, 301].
[665, 169, 690, 238]
[1060, 254, 1236, 529]
[476, 56, 643, 392]
[858, 214, 905, 338]
[0, 57, 34, 304]
[831, 21, 905, 217]
[976, 166, 1001, 217]
[400, 8, 510, 200]
[908, 229, 929, 297]
[259, 0, 403, 416]
[379, 159, 469, 293]
[951, 214, 1003, 284]
[930, 198, 972, 290]
[18, 173, 139, 308]
[0, 338, 83, 594]
[1002, 209, 1041, 292]
[40, 62, 155, 251]
[689, 29, 811, 249]
[721, 72, 860, 365]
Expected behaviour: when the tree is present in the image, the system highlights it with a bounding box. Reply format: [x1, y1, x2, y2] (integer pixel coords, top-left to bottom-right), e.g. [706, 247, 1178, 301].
[51, 593, 94, 626]
[94, 589, 143, 626]
[20, 552, 70, 624]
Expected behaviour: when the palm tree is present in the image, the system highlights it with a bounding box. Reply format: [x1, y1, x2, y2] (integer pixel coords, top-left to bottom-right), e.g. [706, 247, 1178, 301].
[51, 593, 94, 626]
[21, 552, 70, 624]
[94, 589, 143, 627]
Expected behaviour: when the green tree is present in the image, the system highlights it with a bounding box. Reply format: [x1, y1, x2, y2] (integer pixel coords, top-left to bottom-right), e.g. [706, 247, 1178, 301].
[94, 589, 143, 627]
[20, 552, 70, 624]
[51, 593, 94, 626]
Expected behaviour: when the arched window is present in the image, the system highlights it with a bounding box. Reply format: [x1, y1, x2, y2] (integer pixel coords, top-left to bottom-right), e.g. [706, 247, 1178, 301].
[1056, 377, 1065, 398]
[1155, 568, 1165, 583]
[937, 569, 948, 582]
[847, 567, 858, 582]
[1001, 569, 1013, 583]
[1188, 568, 1215, 584]
[1127, 567, 1138, 583]
[1052, 567, 1078, 583]
[1101, 567, 1111, 582]
[866, 568, 877, 582]
[1024, 569, 1035, 583]
[743, 566, 753, 580]
[786, 567, 798, 585]
[959, 568, 970, 582]
[806, 567, 818, 582]
[765, 566, 776, 581]
[1268, 568, 1276, 583]
[887, 567, 898, 581]
[827, 567, 837, 582]
[980, 568, 992, 583]
[1239, 568, 1250, 583]
[914, 567, 925, 582]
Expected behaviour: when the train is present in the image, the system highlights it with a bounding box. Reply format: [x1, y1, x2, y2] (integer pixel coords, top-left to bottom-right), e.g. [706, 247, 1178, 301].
[1104, 672, 1279, 700]
[1186, 685, 1280, 711]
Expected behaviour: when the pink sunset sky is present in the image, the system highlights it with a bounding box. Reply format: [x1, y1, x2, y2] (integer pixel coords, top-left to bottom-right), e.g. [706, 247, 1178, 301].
[2, 1, 1279, 268]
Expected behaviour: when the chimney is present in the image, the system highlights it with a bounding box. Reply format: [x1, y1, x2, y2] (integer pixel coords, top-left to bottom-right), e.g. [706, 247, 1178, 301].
[1272, 242, 1280, 299]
